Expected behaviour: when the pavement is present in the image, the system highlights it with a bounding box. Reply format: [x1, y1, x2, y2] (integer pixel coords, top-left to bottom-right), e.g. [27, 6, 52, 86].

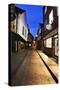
[10, 49, 58, 86]
[37, 50, 59, 80]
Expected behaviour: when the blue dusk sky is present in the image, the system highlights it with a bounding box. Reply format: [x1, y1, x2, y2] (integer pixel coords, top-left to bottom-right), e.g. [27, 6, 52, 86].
[16, 4, 43, 37]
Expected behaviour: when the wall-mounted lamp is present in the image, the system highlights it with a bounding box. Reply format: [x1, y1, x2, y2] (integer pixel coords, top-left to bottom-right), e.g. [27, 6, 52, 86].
[46, 24, 52, 30]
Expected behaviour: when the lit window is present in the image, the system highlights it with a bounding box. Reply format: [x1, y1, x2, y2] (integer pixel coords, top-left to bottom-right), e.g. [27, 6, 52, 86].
[29, 44, 31, 47]
[46, 38, 52, 48]
[55, 38, 58, 56]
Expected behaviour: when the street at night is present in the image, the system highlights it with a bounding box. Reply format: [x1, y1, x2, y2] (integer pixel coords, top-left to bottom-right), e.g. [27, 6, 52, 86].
[8, 4, 59, 86]
[11, 49, 58, 85]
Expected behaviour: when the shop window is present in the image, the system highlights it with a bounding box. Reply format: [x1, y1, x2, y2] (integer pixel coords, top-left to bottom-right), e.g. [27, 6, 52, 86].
[46, 38, 52, 48]
[55, 38, 58, 56]
[29, 43, 31, 47]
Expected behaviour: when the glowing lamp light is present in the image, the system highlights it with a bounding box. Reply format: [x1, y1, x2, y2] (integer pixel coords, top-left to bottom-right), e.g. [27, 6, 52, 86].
[36, 34, 38, 37]
[46, 24, 52, 30]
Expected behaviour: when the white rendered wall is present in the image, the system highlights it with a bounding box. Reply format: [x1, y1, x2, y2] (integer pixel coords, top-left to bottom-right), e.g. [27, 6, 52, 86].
[49, 9, 54, 24]
[17, 12, 28, 41]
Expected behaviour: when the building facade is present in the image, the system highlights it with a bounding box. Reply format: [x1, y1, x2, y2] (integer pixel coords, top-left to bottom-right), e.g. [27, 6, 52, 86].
[26, 28, 34, 48]
[36, 24, 44, 50]
[42, 6, 58, 62]
[36, 6, 58, 63]
[9, 4, 28, 52]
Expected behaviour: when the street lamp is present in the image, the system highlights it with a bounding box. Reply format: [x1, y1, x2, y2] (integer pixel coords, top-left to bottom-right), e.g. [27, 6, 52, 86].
[36, 34, 38, 37]
[46, 24, 52, 30]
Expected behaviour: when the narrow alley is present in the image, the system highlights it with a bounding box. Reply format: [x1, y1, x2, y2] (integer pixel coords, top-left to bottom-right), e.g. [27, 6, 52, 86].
[11, 49, 58, 86]
[8, 4, 59, 86]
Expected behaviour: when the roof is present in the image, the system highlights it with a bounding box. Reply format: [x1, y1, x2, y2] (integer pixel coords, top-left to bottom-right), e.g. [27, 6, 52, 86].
[8, 4, 25, 21]
[15, 6, 25, 14]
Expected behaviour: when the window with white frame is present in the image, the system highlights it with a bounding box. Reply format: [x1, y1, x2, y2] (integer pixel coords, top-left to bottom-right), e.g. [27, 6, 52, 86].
[25, 29, 26, 37]
[22, 26, 24, 35]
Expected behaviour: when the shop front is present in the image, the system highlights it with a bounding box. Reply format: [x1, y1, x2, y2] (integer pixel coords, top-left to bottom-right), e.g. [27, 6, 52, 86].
[53, 35, 58, 61]
[43, 28, 58, 62]
[43, 37, 52, 56]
